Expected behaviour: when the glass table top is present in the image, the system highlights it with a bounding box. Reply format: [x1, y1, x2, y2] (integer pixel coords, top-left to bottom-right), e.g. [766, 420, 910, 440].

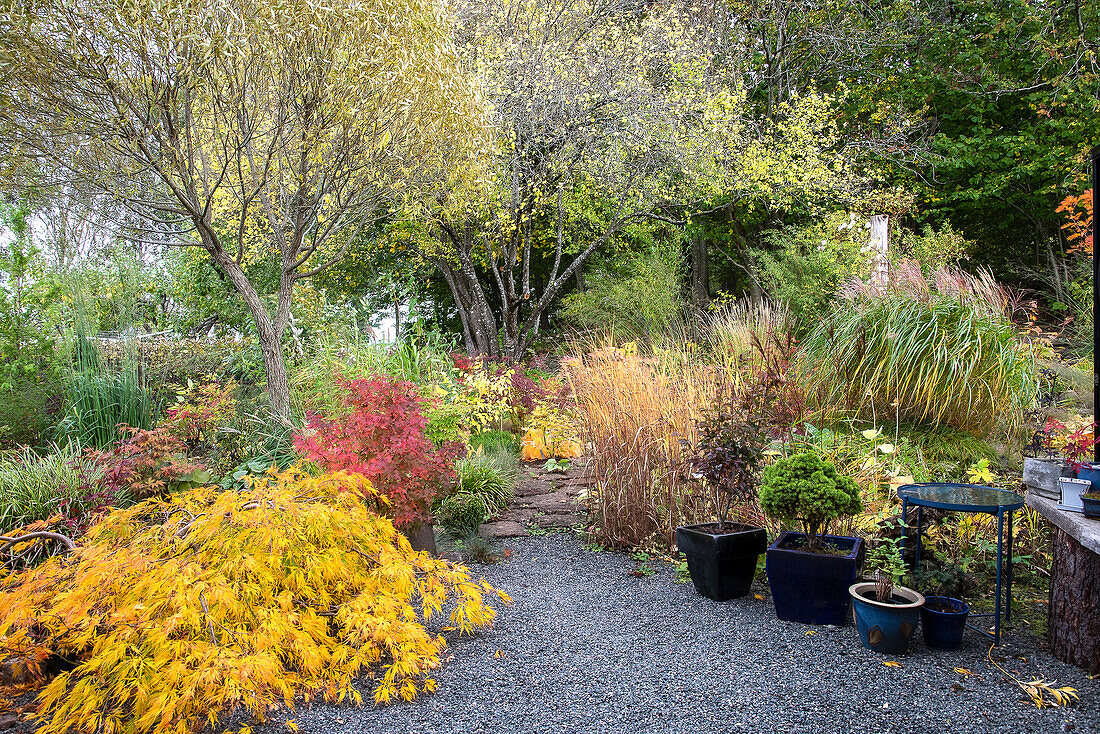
[897, 483, 1026, 512]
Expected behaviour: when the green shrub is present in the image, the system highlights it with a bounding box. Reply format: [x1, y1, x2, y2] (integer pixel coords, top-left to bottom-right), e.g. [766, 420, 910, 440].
[800, 295, 1036, 434]
[291, 333, 458, 415]
[425, 402, 468, 447]
[454, 450, 519, 515]
[895, 222, 972, 273]
[437, 492, 490, 539]
[559, 248, 684, 343]
[0, 444, 108, 534]
[469, 430, 521, 457]
[0, 378, 65, 449]
[754, 214, 871, 332]
[759, 452, 862, 550]
[220, 410, 300, 490]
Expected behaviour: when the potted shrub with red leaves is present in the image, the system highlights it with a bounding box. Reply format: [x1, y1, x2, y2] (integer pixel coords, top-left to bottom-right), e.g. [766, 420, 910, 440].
[677, 404, 768, 601]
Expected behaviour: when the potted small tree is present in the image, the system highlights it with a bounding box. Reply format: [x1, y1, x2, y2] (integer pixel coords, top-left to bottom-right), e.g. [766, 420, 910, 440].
[759, 452, 864, 625]
[916, 561, 972, 651]
[850, 529, 925, 654]
[676, 388, 768, 602]
[1024, 419, 1094, 499]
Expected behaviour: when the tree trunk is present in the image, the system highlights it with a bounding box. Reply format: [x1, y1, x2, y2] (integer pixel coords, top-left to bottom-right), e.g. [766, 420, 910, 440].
[1049, 526, 1100, 673]
[209, 248, 292, 419]
[691, 233, 710, 310]
[436, 256, 499, 358]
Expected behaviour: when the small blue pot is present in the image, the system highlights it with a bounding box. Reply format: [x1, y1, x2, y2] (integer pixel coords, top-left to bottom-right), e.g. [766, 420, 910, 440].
[921, 596, 970, 650]
[1076, 464, 1100, 491]
[850, 582, 925, 655]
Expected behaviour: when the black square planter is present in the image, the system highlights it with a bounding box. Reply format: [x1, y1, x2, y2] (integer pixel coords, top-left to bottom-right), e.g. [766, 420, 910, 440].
[676, 523, 767, 601]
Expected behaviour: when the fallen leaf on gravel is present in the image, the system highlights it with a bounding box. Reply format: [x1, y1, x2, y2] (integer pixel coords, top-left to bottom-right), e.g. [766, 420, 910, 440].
[883, 661, 902, 668]
[285, 721, 299, 733]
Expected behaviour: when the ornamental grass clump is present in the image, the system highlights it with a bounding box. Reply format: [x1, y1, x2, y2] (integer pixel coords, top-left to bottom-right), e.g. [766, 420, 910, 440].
[566, 343, 721, 547]
[800, 266, 1036, 434]
[0, 467, 509, 734]
[759, 452, 863, 552]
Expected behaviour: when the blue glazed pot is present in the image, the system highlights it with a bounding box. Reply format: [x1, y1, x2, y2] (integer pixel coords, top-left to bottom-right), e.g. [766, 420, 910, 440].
[850, 582, 925, 654]
[921, 596, 970, 650]
[765, 531, 864, 626]
[1076, 464, 1100, 491]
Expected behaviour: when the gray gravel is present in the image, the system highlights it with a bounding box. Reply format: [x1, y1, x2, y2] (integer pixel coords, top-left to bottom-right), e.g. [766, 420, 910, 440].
[277, 533, 1100, 734]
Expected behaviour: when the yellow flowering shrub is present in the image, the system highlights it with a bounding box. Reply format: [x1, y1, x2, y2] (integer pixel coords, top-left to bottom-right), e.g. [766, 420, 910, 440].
[452, 363, 515, 432]
[0, 468, 509, 734]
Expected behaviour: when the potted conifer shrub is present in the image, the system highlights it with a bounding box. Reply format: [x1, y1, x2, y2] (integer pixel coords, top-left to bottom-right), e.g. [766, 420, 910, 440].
[759, 452, 864, 625]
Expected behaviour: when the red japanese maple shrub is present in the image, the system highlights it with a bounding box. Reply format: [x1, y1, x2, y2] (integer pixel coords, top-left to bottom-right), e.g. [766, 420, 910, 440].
[85, 425, 207, 501]
[295, 376, 462, 527]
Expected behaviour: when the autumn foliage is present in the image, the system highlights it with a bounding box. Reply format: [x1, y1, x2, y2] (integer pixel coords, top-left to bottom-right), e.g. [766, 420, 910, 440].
[84, 425, 208, 501]
[295, 376, 462, 526]
[1057, 189, 1093, 255]
[0, 468, 508, 734]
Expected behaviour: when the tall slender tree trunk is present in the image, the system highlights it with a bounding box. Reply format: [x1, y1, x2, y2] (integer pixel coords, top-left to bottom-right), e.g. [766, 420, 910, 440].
[209, 248, 292, 419]
[690, 232, 710, 310]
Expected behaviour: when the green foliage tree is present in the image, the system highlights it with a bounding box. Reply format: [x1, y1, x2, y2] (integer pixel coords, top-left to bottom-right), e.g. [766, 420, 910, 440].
[0, 0, 489, 418]
[0, 200, 62, 390]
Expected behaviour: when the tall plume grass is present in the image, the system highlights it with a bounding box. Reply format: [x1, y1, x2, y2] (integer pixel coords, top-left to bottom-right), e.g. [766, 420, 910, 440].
[804, 265, 1037, 434]
[840, 262, 1021, 321]
[705, 299, 792, 371]
[564, 344, 721, 548]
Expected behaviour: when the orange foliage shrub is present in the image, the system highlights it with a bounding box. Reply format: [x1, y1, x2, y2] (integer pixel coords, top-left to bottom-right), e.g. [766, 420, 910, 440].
[0, 468, 508, 734]
[1057, 189, 1093, 255]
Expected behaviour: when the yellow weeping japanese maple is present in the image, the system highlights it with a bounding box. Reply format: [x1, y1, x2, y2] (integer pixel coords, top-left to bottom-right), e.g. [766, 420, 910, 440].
[0, 468, 509, 734]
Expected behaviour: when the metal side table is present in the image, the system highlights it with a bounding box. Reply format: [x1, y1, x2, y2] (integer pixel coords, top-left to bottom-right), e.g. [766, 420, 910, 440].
[898, 483, 1025, 646]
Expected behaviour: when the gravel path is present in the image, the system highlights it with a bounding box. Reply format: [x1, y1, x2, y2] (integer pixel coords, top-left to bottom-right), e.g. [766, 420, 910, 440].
[277, 533, 1100, 734]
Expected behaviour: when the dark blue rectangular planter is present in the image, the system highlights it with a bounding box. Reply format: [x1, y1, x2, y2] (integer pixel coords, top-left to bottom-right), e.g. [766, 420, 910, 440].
[765, 531, 865, 626]
[1077, 464, 1100, 490]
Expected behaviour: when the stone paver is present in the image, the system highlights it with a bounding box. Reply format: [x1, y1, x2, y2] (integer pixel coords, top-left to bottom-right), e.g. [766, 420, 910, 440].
[479, 456, 593, 537]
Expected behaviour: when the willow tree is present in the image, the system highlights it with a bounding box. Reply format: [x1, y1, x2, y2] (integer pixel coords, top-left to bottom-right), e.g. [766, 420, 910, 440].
[0, 0, 488, 417]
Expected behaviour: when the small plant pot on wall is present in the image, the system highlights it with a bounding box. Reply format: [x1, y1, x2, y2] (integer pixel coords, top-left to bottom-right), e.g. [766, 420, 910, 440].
[765, 531, 865, 626]
[1023, 457, 1073, 500]
[1082, 494, 1100, 520]
[921, 596, 970, 650]
[676, 523, 768, 602]
[850, 582, 925, 655]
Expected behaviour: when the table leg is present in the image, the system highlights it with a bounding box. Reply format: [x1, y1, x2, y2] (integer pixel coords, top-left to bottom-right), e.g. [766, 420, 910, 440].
[994, 511, 1004, 646]
[1006, 508, 1014, 622]
[900, 497, 909, 570]
[915, 505, 923, 574]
